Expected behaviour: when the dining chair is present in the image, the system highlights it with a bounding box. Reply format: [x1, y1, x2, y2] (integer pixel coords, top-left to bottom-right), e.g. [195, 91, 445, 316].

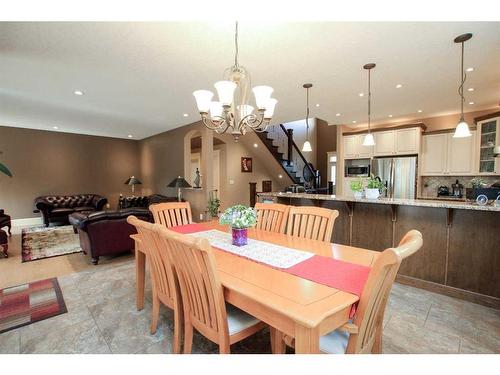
[280, 229, 423, 354]
[150, 201, 193, 227]
[161, 224, 267, 354]
[127, 215, 183, 354]
[254, 202, 290, 233]
[286, 206, 339, 242]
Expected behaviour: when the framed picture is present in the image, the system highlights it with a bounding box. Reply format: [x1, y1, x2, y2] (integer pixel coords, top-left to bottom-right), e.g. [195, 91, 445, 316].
[241, 157, 253, 173]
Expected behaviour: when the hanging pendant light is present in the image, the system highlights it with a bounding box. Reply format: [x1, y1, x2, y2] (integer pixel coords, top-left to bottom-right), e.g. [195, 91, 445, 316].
[362, 63, 376, 147]
[302, 83, 313, 152]
[453, 33, 473, 138]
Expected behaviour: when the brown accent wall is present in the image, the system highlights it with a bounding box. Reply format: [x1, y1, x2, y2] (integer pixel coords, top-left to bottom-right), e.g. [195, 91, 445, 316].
[316, 119, 337, 187]
[0, 126, 140, 219]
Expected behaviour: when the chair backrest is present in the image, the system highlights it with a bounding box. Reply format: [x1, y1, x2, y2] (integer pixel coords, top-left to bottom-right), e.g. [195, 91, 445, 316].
[347, 230, 423, 354]
[157, 224, 230, 344]
[254, 203, 290, 233]
[127, 216, 178, 305]
[150, 202, 193, 228]
[286, 206, 339, 242]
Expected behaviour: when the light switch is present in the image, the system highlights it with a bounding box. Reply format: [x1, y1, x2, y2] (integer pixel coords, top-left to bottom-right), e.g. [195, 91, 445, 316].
[229, 179, 235, 185]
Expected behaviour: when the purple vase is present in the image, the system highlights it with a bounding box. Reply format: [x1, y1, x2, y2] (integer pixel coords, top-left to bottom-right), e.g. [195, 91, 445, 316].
[232, 228, 248, 247]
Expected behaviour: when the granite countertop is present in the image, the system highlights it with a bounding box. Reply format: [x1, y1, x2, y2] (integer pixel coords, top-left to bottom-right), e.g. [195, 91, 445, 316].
[257, 192, 500, 212]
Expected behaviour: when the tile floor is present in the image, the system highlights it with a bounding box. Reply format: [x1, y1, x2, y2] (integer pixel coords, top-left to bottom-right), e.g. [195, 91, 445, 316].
[1, 257, 499, 354]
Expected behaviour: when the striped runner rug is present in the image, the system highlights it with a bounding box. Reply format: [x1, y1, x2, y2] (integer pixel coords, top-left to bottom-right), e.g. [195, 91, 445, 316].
[0, 278, 67, 334]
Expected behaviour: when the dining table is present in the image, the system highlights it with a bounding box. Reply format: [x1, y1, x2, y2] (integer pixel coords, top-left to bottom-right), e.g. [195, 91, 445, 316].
[131, 220, 379, 354]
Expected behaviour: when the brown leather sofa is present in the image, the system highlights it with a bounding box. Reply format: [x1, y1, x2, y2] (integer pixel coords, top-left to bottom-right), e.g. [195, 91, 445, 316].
[118, 194, 179, 209]
[35, 194, 108, 227]
[69, 208, 152, 265]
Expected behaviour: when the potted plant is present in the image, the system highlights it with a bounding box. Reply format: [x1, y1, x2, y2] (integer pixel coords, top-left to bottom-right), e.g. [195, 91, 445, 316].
[365, 174, 385, 199]
[350, 177, 364, 199]
[470, 177, 487, 189]
[207, 190, 221, 219]
[0, 152, 12, 177]
[219, 204, 257, 247]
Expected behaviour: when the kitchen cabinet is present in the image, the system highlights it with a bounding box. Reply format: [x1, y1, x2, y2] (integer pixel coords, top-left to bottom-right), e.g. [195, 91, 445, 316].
[421, 131, 476, 175]
[342, 134, 373, 159]
[477, 116, 500, 175]
[373, 127, 420, 156]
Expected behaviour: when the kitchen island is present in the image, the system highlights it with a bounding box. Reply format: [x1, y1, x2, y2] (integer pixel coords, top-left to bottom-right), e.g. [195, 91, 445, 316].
[257, 192, 500, 308]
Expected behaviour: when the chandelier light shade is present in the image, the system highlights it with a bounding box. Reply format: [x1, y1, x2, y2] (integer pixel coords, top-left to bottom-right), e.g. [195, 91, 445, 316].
[192, 22, 277, 141]
[301, 83, 313, 153]
[453, 33, 473, 138]
[362, 63, 376, 147]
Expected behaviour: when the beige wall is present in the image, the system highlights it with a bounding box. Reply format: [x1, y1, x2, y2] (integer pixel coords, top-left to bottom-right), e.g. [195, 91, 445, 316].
[341, 108, 499, 133]
[0, 126, 140, 219]
[316, 119, 337, 188]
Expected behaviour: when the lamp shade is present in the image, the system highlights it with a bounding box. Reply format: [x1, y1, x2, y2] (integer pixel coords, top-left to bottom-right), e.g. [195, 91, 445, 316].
[302, 140, 312, 152]
[214, 81, 237, 106]
[362, 133, 375, 146]
[167, 176, 192, 188]
[209, 101, 223, 119]
[453, 120, 472, 138]
[193, 90, 214, 112]
[238, 104, 254, 118]
[124, 176, 142, 185]
[252, 86, 274, 109]
[264, 98, 278, 119]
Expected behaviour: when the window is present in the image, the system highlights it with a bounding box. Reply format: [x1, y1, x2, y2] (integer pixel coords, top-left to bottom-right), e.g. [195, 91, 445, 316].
[327, 152, 337, 187]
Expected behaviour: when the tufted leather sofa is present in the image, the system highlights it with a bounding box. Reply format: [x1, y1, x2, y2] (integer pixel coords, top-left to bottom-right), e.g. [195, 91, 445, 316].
[35, 194, 108, 227]
[118, 194, 179, 209]
[69, 208, 152, 265]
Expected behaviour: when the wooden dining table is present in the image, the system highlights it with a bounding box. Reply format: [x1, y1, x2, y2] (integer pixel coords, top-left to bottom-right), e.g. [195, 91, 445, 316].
[131, 221, 379, 354]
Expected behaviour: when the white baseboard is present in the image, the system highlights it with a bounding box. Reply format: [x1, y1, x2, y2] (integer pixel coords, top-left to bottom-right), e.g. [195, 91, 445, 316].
[10, 217, 43, 233]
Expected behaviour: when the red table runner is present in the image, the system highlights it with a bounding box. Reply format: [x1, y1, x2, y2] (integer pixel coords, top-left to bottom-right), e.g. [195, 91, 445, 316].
[170, 223, 371, 317]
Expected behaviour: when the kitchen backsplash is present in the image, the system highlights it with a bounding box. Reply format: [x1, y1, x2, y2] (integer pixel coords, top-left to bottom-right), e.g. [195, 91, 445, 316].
[421, 176, 500, 197]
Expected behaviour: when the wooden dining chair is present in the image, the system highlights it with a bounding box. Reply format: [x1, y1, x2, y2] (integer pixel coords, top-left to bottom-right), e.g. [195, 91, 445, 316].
[150, 202, 193, 228]
[279, 229, 423, 354]
[286, 206, 339, 242]
[159, 225, 267, 354]
[254, 202, 290, 233]
[127, 216, 183, 354]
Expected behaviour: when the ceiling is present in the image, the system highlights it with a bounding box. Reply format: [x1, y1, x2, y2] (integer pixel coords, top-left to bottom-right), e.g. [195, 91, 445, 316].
[0, 22, 499, 140]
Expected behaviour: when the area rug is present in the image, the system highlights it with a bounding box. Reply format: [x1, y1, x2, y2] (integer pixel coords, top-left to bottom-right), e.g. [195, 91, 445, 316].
[22, 225, 82, 262]
[0, 278, 67, 334]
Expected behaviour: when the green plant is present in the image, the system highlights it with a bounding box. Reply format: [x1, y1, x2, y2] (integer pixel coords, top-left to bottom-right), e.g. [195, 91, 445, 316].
[0, 162, 12, 177]
[366, 174, 385, 191]
[219, 204, 257, 229]
[207, 197, 221, 217]
[350, 177, 364, 192]
[470, 177, 487, 188]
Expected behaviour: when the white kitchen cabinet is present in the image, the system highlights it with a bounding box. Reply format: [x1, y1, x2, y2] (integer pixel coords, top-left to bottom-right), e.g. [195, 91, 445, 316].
[373, 127, 420, 156]
[477, 116, 500, 175]
[342, 134, 373, 159]
[421, 131, 476, 175]
[374, 131, 396, 156]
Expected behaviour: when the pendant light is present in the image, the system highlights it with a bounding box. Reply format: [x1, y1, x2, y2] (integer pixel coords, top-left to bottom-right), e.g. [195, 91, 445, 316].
[453, 33, 473, 138]
[302, 83, 313, 152]
[362, 63, 376, 147]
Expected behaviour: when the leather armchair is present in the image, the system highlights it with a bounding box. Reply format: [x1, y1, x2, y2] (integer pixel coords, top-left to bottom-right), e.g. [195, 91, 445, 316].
[118, 194, 179, 209]
[35, 194, 108, 226]
[69, 208, 152, 265]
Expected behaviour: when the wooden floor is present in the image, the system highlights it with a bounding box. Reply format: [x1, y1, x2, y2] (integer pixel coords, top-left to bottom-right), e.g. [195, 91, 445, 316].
[1, 226, 499, 354]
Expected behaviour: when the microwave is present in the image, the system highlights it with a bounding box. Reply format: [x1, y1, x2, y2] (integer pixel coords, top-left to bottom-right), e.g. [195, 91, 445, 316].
[345, 165, 370, 177]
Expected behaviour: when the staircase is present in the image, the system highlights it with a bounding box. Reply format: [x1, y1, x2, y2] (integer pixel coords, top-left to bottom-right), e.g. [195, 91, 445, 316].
[255, 124, 318, 188]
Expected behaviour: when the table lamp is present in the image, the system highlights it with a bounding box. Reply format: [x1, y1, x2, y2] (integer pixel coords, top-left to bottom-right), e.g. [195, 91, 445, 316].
[168, 176, 191, 202]
[124, 176, 142, 195]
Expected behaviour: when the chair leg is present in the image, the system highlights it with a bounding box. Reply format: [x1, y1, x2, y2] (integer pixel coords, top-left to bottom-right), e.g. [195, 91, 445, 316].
[372, 322, 383, 354]
[270, 327, 286, 354]
[219, 342, 230, 354]
[7, 225, 11, 236]
[150, 295, 160, 335]
[172, 309, 183, 354]
[91, 256, 99, 265]
[183, 321, 194, 354]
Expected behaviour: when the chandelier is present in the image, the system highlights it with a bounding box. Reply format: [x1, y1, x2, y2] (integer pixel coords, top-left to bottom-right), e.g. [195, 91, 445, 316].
[192, 22, 278, 141]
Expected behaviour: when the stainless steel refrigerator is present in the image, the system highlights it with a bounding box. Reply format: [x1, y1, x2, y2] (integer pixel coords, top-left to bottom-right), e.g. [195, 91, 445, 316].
[371, 156, 417, 199]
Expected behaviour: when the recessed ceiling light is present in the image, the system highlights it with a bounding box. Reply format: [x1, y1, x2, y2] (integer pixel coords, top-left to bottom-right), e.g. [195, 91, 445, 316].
[335, 113, 341, 117]
[315, 104, 320, 107]
[469, 101, 475, 105]
[127, 135, 133, 138]
[73, 90, 84, 96]
[278, 174, 283, 179]
[52, 126, 59, 130]
[352, 120, 357, 124]
[418, 109, 423, 113]
[253, 143, 258, 148]
[358, 93, 364, 97]
[467, 88, 474, 92]
[388, 114, 393, 118]
[396, 84, 403, 89]
[466, 67, 474, 72]
[183, 113, 189, 117]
